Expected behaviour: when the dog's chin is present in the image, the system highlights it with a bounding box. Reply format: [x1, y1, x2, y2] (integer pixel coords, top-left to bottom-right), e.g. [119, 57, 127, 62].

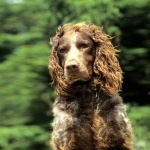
[66, 77, 91, 85]
[64, 71, 92, 85]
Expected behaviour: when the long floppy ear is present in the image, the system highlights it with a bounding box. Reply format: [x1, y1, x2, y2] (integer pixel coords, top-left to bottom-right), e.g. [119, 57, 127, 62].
[91, 25, 122, 95]
[48, 25, 76, 98]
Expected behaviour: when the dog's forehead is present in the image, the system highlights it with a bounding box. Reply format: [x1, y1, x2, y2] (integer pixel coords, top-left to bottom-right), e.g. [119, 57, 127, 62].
[59, 31, 92, 44]
[76, 32, 92, 41]
[59, 32, 76, 44]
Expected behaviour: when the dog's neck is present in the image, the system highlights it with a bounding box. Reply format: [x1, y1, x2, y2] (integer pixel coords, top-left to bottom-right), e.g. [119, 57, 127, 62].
[59, 80, 110, 104]
[55, 81, 112, 117]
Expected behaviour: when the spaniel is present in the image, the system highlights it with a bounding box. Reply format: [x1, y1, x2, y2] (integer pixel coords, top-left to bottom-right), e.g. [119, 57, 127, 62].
[49, 22, 133, 150]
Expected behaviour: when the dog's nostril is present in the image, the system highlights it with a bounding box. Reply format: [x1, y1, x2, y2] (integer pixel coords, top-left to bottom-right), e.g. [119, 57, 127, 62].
[66, 64, 78, 70]
[65, 60, 79, 71]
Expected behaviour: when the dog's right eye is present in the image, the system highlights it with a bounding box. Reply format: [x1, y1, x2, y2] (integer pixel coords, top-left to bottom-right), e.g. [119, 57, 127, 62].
[58, 47, 68, 54]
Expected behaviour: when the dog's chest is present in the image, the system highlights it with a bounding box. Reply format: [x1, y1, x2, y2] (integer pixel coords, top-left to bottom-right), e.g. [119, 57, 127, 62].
[52, 98, 96, 149]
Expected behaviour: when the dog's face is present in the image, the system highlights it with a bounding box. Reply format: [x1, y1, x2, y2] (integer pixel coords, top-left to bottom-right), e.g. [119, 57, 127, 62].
[50, 23, 122, 97]
[57, 31, 95, 84]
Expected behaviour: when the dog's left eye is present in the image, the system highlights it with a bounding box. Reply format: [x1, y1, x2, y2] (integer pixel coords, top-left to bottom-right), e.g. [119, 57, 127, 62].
[80, 43, 89, 49]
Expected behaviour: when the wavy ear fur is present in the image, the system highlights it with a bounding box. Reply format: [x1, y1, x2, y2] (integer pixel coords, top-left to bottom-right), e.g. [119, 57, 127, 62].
[49, 23, 122, 98]
[90, 25, 122, 95]
[49, 25, 76, 98]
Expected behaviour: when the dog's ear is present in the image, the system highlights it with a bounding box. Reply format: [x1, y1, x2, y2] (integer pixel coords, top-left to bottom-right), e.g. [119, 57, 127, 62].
[90, 25, 122, 95]
[49, 25, 76, 98]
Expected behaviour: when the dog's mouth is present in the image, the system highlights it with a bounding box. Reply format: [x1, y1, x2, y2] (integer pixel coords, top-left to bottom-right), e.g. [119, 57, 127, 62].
[66, 74, 91, 85]
[63, 66, 91, 83]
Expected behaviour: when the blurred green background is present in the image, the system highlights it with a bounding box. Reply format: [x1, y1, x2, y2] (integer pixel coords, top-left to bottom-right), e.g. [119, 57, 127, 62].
[0, 0, 149, 149]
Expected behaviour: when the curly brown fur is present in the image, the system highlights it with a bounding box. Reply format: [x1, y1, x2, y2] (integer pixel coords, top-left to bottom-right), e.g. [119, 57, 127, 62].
[49, 22, 133, 150]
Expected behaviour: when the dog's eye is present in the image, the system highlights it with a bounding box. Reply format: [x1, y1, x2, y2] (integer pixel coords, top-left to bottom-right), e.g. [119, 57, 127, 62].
[80, 43, 89, 49]
[58, 47, 67, 54]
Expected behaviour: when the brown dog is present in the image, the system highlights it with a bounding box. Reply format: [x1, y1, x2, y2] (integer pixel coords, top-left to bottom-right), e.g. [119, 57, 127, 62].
[49, 22, 133, 150]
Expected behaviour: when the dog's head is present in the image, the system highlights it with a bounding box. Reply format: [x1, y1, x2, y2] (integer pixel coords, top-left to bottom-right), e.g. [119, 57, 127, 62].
[49, 22, 122, 98]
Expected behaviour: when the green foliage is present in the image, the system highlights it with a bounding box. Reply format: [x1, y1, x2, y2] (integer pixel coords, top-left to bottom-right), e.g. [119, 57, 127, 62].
[119, 0, 150, 87]
[128, 105, 150, 150]
[118, 0, 150, 103]
[0, 125, 49, 150]
[48, 0, 122, 36]
[0, 0, 54, 149]
[0, 44, 51, 125]
[0, 0, 149, 149]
